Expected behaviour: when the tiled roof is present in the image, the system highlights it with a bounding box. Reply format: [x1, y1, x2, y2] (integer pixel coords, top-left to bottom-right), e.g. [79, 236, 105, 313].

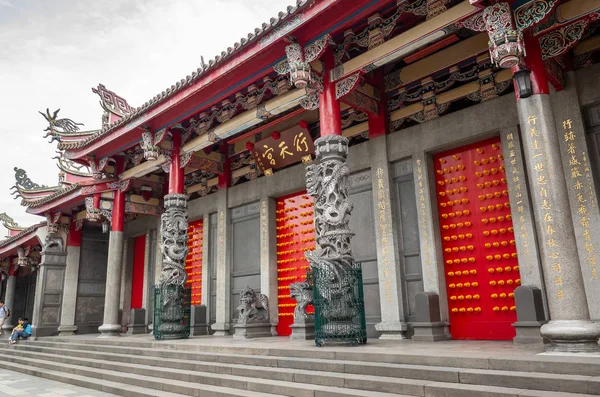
[20, 183, 80, 208]
[60, 0, 312, 152]
[0, 223, 44, 249]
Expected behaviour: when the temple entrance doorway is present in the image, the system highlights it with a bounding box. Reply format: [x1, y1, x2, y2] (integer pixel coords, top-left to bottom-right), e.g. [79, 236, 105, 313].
[434, 137, 521, 340]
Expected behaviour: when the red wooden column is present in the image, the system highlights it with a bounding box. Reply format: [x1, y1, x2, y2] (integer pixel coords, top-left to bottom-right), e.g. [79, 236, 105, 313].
[169, 131, 184, 194]
[367, 69, 389, 138]
[99, 157, 126, 337]
[319, 50, 342, 137]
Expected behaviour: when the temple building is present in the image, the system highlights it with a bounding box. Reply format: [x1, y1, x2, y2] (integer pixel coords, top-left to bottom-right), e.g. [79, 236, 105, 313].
[2, 0, 600, 353]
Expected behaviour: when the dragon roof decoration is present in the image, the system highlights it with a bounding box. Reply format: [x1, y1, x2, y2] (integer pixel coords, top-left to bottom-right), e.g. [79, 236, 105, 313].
[0, 213, 24, 232]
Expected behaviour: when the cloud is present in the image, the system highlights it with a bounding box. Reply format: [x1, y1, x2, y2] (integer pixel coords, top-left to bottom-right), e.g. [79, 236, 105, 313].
[0, 0, 294, 235]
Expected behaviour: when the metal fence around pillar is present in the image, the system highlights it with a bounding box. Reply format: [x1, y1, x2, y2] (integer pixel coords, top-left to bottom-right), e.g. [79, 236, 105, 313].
[312, 262, 367, 346]
[153, 285, 191, 340]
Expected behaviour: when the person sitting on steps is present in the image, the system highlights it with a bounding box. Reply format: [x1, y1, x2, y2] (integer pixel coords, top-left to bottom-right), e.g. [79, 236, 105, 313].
[9, 318, 31, 344]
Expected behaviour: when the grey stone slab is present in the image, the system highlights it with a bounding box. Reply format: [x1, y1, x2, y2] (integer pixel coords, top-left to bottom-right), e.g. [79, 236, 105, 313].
[245, 377, 315, 397]
[344, 375, 427, 395]
[458, 368, 591, 395]
[424, 383, 524, 397]
[343, 361, 459, 383]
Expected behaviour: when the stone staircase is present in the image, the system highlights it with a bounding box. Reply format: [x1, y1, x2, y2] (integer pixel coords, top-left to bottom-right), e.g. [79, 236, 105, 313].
[0, 337, 599, 397]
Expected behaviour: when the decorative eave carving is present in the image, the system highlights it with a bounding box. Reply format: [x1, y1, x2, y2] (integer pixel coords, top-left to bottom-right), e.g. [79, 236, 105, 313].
[86, 156, 111, 180]
[539, 14, 600, 60]
[53, 151, 93, 179]
[514, 0, 559, 31]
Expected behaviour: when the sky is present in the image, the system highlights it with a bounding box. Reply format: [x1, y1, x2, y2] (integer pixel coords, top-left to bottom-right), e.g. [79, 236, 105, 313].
[0, 0, 295, 236]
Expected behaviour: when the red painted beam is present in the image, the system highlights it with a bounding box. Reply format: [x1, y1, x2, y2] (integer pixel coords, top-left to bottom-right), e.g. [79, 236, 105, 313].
[404, 34, 460, 64]
[320, 50, 342, 137]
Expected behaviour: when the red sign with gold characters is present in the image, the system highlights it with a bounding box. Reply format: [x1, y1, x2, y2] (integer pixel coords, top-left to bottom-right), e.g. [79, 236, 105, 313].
[251, 125, 314, 175]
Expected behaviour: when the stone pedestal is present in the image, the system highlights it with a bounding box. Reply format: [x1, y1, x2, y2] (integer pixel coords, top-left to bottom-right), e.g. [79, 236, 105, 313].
[1, 275, 16, 332]
[512, 286, 546, 345]
[517, 94, 600, 352]
[290, 320, 315, 340]
[99, 230, 124, 337]
[232, 322, 272, 339]
[190, 305, 210, 336]
[412, 292, 450, 342]
[260, 197, 279, 336]
[127, 308, 147, 335]
[58, 245, 81, 336]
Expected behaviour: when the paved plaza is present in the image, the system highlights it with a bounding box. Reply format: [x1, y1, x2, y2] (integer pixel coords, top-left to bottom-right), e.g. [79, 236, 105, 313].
[0, 369, 116, 397]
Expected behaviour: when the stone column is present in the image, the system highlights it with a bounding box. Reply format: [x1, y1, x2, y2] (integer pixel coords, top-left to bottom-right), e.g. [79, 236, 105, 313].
[99, 158, 126, 337]
[260, 196, 278, 335]
[500, 126, 548, 344]
[551, 71, 600, 320]
[412, 152, 451, 341]
[156, 130, 189, 339]
[212, 188, 231, 336]
[32, 231, 67, 338]
[369, 136, 408, 339]
[142, 229, 151, 327]
[1, 266, 17, 332]
[305, 135, 366, 344]
[514, 35, 600, 352]
[58, 225, 82, 336]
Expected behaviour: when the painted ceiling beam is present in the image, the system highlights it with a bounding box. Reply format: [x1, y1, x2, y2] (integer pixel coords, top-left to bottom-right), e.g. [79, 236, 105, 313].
[330, 1, 479, 82]
[574, 34, 600, 55]
[387, 33, 489, 92]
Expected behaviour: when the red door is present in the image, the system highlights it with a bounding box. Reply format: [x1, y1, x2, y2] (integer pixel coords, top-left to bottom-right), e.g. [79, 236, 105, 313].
[434, 137, 521, 340]
[275, 192, 315, 336]
[131, 235, 146, 309]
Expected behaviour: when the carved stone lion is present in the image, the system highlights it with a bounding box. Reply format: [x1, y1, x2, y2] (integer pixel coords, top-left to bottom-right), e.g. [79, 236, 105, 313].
[235, 287, 269, 324]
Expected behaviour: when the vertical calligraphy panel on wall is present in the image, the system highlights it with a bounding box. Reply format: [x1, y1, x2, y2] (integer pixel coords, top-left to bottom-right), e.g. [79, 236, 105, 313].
[434, 137, 521, 340]
[275, 192, 315, 336]
[186, 219, 204, 305]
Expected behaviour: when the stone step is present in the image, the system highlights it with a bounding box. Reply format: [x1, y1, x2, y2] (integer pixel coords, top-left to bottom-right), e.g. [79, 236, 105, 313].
[33, 336, 600, 377]
[0, 347, 412, 397]
[17, 340, 600, 395]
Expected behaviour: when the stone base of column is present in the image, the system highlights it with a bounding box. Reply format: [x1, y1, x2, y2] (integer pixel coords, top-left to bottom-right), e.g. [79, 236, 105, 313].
[211, 322, 230, 336]
[233, 322, 272, 339]
[375, 321, 408, 340]
[412, 322, 451, 342]
[58, 325, 78, 336]
[541, 320, 600, 353]
[127, 308, 147, 335]
[98, 324, 121, 337]
[190, 305, 210, 336]
[290, 321, 315, 340]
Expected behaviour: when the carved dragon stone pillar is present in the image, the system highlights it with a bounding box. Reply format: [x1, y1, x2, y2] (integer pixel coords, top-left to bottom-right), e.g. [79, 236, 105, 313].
[157, 194, 189, 339]
[305, 135, 366, 345]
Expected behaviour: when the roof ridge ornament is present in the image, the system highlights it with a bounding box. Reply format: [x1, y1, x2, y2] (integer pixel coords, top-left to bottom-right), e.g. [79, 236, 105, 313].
[11, 167, 46, 195]
[0, 213, 23, 232]
[40, 108, 84, 143]
[92, 84, 134, 117]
